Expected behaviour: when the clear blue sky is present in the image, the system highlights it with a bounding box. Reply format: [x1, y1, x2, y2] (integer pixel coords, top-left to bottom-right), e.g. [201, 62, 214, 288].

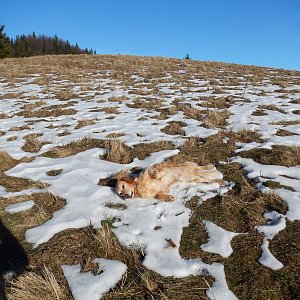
[1, 0, 300, 70]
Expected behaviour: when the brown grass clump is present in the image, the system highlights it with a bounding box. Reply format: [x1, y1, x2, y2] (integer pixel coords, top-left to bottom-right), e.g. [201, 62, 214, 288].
[202, 110, 230, 128]
[17, 105, 77, 118]
[42, 138, 106, 158]
[239, 145, 300, 167]
[201, 95, 235, 109]
[57, 130, 71, 137]
[6, 266, 69, 300]
[108, 96, 128, 102]
[170, 130, 263, 166]
[103, 136, 132, 164]
[271, 120, 300, 126]
[0, 151, 18, 172]
[75, 118, 97, 129]
[173, 101, 203, 120]
[251, 109, 268, 116]
[161, 121, 186, 135]
[289, 98, 300, 104]
[99, 106, 119, 114]
[0, 175, 46, 193]
[0, 113, 10, 119]
[94, 225, 141, 267]
[106, 132, 125, 138]
[21, 100, 46, 110]
[127, 98, 162, 110]
[46, 169, 63, 176]
[8, 125, 31, 132]
[21, 133, 49, 153]
[231, 129, 263, 144]
[275, 129, 297, 136]
[131, 141, 174, 161]
[55, 90, 78, 101]
[257, 104, 286, 114]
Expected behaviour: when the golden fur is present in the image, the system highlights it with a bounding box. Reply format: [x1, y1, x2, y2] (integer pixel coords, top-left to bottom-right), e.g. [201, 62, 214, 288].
[115, 161, 224, 201]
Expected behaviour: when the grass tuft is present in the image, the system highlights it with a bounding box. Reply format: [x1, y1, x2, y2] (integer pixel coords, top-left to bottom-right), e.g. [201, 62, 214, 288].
[6, 266, 69, 300]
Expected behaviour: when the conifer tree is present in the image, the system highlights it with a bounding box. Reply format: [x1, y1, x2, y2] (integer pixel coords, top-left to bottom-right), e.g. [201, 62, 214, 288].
[0, 25, 11, 59]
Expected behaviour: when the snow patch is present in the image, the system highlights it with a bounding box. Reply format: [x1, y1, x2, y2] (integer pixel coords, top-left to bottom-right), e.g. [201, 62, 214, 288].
[62, 258, 127, 300]
[5, 200, 35, 213]
[201, 220, 241, 257]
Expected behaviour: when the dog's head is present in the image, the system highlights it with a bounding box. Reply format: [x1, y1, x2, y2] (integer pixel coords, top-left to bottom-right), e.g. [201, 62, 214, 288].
[115, 177, 135, 199]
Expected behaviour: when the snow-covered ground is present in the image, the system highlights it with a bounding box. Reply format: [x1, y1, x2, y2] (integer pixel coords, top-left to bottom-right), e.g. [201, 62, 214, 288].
[1, 57, 299, 299]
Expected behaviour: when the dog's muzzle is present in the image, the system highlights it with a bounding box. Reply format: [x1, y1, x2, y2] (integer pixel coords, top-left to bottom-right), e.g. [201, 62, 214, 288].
[118, 192, 133, 199]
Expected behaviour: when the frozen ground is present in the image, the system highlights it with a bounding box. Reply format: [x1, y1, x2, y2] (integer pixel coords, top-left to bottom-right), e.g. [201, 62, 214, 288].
[0, 56, 299, 299]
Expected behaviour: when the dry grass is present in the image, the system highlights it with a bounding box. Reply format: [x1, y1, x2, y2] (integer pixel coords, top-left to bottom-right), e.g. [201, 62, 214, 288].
[258, 104, 286, 114]
[108, 96, 128, 102]
[6, 266, 69, 300]
[74, 118, 97, 129]
[46, 169, 63, 176]
[271, 120, 300, 126]
[202, 110, 230, 128]
[0, 151, 18, 172]
[20, 100, 46, 110]
[275, 129, 297, 136]
[21, 133, 49, 153]
[8, 125, 31, 132]
[106, 132, 125, 138]
[103, 136, 132, 164]
[289, 98, 300, 104]
[94, 225, 141, 266]
[42, 138, 106, 158]
[57, 130, 71, 137]
[0, 113, 11, 119]
[161, 121, 186, 135]
[0, 151, 44, 193]
[55, 90, 78, 101]
[99, 106, 119, 114]
[239, 145, 300, 167]
[251, 109, 268, 116]
[173, 101, 203, 120]
[169, 130, 262, 167]
[127, 98, 162, 110]
[200, 95, 235, 109]
[17, 105, 77, 118]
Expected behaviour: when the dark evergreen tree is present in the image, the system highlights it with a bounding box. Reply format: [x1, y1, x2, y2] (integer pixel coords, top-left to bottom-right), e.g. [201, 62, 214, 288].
[0, 25, 11, 59]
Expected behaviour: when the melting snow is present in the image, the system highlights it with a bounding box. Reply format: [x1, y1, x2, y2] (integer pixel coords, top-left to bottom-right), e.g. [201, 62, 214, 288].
[62, 258, 127, 300]
[5, 200, 35, 213]
[201, 220, 241, 257]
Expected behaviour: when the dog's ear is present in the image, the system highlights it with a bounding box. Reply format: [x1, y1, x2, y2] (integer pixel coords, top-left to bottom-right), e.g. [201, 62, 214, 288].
[120, 177, 135, 184]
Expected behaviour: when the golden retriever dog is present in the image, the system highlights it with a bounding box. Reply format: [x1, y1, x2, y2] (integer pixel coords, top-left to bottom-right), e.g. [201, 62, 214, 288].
[115, 161, 224, 201]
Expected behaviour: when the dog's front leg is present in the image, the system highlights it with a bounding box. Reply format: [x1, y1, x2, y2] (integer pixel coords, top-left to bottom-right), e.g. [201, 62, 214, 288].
[156, 192, 174, 202]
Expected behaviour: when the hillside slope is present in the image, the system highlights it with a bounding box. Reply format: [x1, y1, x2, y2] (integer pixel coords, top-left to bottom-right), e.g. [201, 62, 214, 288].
[0, 55, 299, 300]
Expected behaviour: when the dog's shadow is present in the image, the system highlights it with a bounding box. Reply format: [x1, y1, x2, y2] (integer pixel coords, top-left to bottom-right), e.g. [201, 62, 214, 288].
[0, 220, 29, 298]
[98, 167, 143, 188]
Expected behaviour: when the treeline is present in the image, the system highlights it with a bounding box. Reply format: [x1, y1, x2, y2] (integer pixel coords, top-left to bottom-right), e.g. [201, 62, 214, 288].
[0, 25, 95, 59]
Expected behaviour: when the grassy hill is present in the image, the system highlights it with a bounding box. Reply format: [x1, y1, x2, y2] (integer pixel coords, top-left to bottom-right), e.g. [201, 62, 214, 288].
[0, 55, 299, 300]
